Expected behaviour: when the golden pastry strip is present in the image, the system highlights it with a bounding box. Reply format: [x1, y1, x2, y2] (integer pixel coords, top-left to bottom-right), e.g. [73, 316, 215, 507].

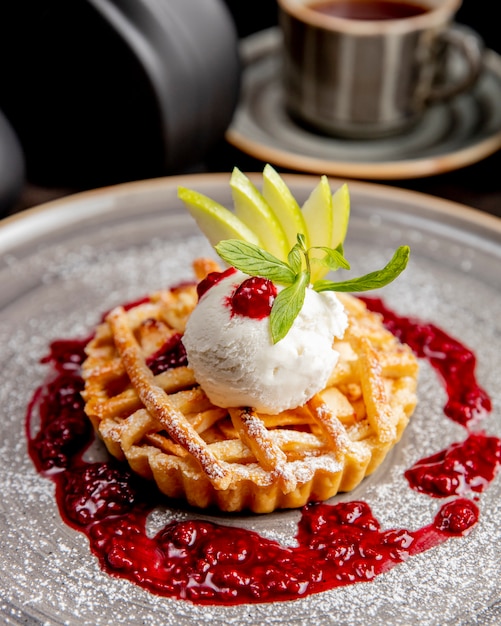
[357, 337, 397, 443]
[306, 394, 350, 457]
[229, 407, 297, 493]
[82, 264, 418, 513]
[107, 306, 232, 491]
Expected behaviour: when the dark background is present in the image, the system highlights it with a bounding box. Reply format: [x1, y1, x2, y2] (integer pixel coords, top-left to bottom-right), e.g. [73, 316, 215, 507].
[0, 0, 500, 217]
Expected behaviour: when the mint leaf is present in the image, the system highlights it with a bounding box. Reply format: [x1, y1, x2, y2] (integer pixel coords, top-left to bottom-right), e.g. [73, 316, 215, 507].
[311, 245, 350, 272]
[296, 233, 308, 250]
[270, 271, 309, 343]
[313, 245, 410, 293]
[215, 238, 410, 343]
[287, 243, 302, 274]
[215, 240, 295, 284]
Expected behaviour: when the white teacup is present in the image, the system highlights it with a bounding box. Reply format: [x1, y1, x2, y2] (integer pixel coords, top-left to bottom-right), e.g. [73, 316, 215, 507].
[277, 0, 483, 138]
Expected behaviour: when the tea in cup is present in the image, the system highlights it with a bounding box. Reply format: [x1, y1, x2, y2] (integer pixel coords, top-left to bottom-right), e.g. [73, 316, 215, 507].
[277, 0, 483, 138]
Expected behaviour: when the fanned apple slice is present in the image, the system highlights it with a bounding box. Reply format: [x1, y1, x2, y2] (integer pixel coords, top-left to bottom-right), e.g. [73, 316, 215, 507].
[331, 183, 350, 249]
[178, 187, 262, 249]
[230, 168, 289, 261]
[262, 164, 309, 250]
[301, 175, 333, 281]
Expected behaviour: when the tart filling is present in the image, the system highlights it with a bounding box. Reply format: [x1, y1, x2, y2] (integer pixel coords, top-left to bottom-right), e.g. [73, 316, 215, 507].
[83, 167, 417, 513]
[82, 260, 418, 513]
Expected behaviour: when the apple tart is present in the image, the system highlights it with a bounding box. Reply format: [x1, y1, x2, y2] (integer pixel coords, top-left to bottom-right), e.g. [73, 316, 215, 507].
[81, 259, 418, 513]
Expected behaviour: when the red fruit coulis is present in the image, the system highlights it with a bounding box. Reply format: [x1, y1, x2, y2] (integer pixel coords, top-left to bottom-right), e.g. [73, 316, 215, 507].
[362, 297, 492, 427]
[198, 267, 277, 320]
[229, 276, 277, 319]
[26, 293, 500, 605]
[196, 267, 237, 300]
[145, 332, 188, 375]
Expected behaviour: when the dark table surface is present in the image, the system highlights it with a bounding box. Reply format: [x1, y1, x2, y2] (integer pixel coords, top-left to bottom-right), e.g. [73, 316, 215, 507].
[3, 0, 501, 222]
[7, 136, 501, 220]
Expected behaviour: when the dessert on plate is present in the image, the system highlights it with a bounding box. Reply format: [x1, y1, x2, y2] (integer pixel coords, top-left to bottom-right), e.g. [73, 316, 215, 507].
[26, 166, 498, 606]
[82, 166, 418, 513]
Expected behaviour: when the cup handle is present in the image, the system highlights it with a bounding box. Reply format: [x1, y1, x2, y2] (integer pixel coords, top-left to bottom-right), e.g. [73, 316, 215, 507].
[427, 27, 484, 102]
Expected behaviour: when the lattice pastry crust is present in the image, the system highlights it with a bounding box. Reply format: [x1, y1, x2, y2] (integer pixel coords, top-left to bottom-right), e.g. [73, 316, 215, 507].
[82, 259, 418, 513]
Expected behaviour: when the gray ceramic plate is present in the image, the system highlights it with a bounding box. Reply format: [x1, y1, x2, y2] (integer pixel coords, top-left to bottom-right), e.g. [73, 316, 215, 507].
[226, 28, 501, 179]
[0, 174, 500, 625]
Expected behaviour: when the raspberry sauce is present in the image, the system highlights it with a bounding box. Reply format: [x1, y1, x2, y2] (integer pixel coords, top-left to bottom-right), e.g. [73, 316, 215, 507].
[145, 332, 188, 375]
[229, 276, 277, 319]
[26, 296, 500, 605]
[197, 267, 237, 300]
[361, 297, 492, 427]
[197, 268, 277, 320]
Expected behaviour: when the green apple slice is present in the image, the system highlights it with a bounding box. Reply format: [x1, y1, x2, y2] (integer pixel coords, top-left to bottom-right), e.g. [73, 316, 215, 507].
[301, 175, 333, 247]
[230, 167, 289, 261]
[261, 164, 309, 249]
[301, 175, 333, 281]
[331, 183, 350, 248]
[178, 186, 262, 249]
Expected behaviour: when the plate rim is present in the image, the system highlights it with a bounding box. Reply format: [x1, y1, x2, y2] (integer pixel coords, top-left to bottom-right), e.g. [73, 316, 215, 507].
[1, 171, 501, 626]
[225, 27, 501, 180]
[1, 173, 500, 254]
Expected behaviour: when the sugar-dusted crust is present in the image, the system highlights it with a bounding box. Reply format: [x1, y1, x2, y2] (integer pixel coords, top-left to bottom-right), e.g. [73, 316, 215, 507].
[81, 260, 418, 513]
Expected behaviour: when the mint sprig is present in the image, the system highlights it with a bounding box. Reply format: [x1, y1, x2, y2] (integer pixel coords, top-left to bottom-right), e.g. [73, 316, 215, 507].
[313, 246, 410, 292]
[215, 237, 410, 343]
[214, 239, 296, 284]
[270, 271, 309, 343]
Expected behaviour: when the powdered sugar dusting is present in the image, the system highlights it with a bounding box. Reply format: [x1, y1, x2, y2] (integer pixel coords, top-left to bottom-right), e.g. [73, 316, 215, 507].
[1, 182, 500, 625]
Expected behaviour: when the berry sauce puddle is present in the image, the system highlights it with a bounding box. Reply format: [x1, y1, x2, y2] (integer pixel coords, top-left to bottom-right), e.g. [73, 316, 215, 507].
[26, 294, 501, 606]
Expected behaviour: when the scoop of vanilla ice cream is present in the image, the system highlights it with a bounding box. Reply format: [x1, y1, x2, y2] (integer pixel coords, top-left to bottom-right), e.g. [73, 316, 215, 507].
[182, 270, 348, 414]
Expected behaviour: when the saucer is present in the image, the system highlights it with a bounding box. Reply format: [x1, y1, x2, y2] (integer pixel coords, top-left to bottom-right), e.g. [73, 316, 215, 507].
[226, 28, 501, 179]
